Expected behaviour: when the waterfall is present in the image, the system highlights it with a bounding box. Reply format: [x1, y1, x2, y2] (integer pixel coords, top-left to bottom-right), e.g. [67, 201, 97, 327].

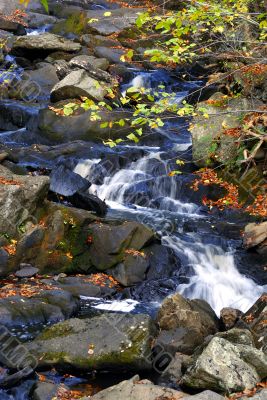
[73, 70, 266, 315]
[163, 235, 266, 315]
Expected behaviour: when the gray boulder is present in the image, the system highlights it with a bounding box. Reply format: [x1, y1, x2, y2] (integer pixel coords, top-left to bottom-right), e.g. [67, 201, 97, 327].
[88, 221, 154, 270]
[15, 265, 39, 278]
[27, 314, 157, 371]
[69, 54, 109, 72]
[13, 33, 81, 53]
[108, 252, 149, 286]
[181, 330, 267, 393]
[87, 375, 186, 400]
[0, 165, 49, 237]
[50, 69, 112, 102]
[37, 106, 130, 143]
[86, 8, 143, 36]
[0, 290, 79, 329]
[95, 46, 125, 64]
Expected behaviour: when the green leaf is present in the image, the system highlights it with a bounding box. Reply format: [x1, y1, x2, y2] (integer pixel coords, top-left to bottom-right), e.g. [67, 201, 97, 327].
[100, 122, 108, 128]
[127, 133, 139, 143]
[40, 0, 49, 13]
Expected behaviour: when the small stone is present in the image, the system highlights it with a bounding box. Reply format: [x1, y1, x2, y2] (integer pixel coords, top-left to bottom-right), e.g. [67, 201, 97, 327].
[15, 266, 39, 278]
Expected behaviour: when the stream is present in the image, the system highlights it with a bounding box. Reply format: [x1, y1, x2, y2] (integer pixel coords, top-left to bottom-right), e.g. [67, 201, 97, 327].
[0, 21, 266, 399]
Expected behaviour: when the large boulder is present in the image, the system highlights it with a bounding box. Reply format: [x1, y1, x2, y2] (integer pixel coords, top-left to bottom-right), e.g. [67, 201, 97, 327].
[37, 106, 130, 143]
[27, 314, 157, 371]
[0, 165, 49, 237]
[87, 221, 154, 270]
[155, 293, 219, 355]
[107, 252, 149, 286]
[87, 375, 224, 400]
[13, 33, 81, 55]
[69, 54, 110, 73]
[0, 290, 79, 329]
[181, 329, 267, 393]
[190, 94, 264, 167]
[88, 375, 185, 400]
[50, 69, 113, 102]
[157, 293, 219, 337]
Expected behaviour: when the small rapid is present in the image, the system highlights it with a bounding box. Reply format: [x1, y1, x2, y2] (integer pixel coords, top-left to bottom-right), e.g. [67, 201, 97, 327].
[74, 71, 267, 315]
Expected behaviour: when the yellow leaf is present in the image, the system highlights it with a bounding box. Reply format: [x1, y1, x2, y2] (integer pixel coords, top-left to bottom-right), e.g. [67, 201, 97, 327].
[104, 11, 111, 16]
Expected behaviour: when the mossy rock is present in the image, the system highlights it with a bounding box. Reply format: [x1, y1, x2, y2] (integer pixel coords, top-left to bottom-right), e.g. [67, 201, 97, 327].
[27, 314, 157, 371]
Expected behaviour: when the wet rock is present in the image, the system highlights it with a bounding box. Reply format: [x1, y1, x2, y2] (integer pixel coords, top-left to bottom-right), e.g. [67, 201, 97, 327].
[88, 375, 186, 400]
[20, 64, 59, 101]
[220, 307, 243, 330]
[145, 243, 181, 280]
[69, 54, 110, 72]
[0, 165, 49, 237]
[108, 252, 149, 286]
[15, 265, 39, 278]
[157, 293, 219, 338]
[13, 33, 81, 55]
[180, 329, 267, 393]
[25, 12, 58, 29]
[0, 100, 39, 131]
[0, 290, 79, 329]
[244, 222, 267, 255]
[69, 191, 107, 217]
[50, 69, 112, 102]
[28, 314, 157, 371]
[37, 106, 130, 143]
[87, 221, 154, 270]
[50, 164, 90, 197]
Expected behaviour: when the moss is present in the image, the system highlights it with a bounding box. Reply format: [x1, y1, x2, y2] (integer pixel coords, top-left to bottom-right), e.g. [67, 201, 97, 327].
[52, 12, 88, 35]
[38, 323, 75, 341]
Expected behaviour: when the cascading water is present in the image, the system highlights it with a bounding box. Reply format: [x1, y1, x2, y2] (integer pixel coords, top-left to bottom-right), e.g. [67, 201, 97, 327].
[74, 71, 267, 315]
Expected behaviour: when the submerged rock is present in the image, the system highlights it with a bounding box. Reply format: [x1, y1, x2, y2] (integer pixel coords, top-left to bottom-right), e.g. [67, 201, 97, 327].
[27, 314, 157, 371]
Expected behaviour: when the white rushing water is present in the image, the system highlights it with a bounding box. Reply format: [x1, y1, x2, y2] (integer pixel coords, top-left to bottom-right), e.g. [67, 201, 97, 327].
[73, 72, 266, 315]
[74, 150, 266, 315]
